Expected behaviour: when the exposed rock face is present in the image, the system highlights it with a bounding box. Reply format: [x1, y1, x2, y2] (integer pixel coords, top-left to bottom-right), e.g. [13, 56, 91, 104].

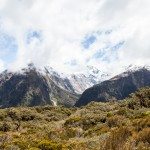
[0, 66, 78, 108]
[75, 68, 150, 107]
[45, 66, 110, 94]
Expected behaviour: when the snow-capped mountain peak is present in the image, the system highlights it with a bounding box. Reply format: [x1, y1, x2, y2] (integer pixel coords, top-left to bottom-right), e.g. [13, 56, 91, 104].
[111, 65, 150, 81]
[124, 64, 150, 72]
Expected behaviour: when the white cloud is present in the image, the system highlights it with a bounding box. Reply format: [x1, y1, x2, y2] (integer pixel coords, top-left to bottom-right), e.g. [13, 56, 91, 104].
[0, 0, 149, 74]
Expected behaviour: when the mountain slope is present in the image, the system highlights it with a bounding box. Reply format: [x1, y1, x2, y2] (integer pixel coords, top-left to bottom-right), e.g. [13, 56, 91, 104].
[45, 65, 110, 94]
[75, 67, 150, 107]
[0, 66, 78, 108]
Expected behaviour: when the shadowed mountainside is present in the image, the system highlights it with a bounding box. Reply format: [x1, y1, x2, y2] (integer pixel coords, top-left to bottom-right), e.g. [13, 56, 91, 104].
[0, 66, 78, 108]
[76, 68, 150, 107]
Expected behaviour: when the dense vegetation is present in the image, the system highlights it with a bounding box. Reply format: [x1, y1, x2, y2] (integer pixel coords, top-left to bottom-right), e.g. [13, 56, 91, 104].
[0, 87, 149, 150]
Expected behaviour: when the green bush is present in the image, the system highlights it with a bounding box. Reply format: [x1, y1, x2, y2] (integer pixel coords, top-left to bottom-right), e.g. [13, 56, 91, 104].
[0, 122, 11, 132]
[13, 140, 29, 149]
[133, 117, 150, 132]
[84, 124, 109, 137]
[107, 115, 126, 128]
[127, 87, 150, 109]
[137, 128, 150, 144]
[7, 109, 20, 120]
[38, 140, 62, 150]
[104, 127, 132, 150]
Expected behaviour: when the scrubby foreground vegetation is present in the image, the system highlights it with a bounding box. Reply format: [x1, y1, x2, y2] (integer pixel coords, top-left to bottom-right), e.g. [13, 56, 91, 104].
[0, 87, 149, 150]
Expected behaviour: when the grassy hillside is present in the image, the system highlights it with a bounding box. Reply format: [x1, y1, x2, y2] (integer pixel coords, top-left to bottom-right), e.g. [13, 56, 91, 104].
[0, 87, 149, 150]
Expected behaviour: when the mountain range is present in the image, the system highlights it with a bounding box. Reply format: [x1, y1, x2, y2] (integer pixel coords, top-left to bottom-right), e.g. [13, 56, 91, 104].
[0, 64, 149, 108]
[76, 66, 150, 106]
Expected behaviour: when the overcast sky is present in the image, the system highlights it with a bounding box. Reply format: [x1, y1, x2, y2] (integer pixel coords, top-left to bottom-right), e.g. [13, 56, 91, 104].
[0, 0, 150, 74]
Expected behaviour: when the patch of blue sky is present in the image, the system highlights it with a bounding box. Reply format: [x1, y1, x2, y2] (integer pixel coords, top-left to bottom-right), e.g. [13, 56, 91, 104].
[97, 51, 117, 63]
[111, 41, 125, 51]
[93, 48, 107, 59]
[92, 41, 124, 63]
[0, 31, 18, 63]
[82, 28, 114, 50]
[82, 34, 97, 49]
[94, 51, 111, 63]
[101, 56, 111, 63]
[26, 29, 42, 44]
